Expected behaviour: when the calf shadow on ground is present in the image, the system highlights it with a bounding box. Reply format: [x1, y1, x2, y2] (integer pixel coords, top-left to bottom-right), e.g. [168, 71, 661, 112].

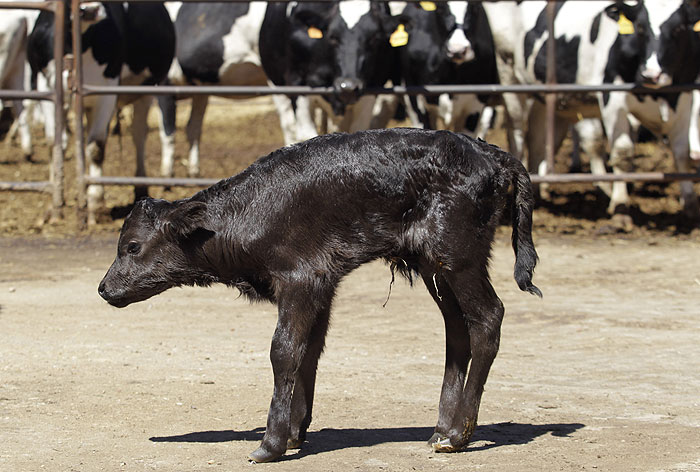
[149, 421, 584, 458]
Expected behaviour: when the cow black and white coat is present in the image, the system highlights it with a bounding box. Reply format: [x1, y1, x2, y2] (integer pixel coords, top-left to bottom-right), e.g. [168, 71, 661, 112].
[156, 1, 268, 179]
[28, 1, 175, 225]
[479, 0, 700, 223]
[382, 1, 498, 138]
[0, 8, 40, 160]
[260, 0, 399, 144]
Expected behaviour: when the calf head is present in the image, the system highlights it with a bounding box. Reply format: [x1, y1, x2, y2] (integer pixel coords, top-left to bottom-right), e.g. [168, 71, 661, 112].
[605, 0, 700, 87]
[99, 198, 213, 308]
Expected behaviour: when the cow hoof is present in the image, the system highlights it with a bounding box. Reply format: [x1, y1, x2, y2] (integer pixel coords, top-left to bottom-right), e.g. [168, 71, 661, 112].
[611, 213, 634, 233]
[248, 446, 282, 463]
[287, 437, 304, 449]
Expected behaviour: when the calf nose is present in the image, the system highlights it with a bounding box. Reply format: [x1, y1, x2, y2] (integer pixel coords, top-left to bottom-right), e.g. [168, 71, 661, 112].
[333, 78, 363, 105]
[98, 280, 108, 300]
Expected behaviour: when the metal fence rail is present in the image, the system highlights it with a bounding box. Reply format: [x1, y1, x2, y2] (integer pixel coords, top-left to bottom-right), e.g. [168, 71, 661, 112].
[0, 0, 64, 221]
[59, 0, 700, 224]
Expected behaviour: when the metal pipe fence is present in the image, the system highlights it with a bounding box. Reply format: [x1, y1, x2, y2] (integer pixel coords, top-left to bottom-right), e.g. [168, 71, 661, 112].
[26, 0, 700, 225]
[0, 0, 64, 221]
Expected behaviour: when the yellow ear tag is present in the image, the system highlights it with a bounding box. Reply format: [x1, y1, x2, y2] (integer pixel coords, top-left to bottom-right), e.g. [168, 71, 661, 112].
[420, 1, 437, 11]
[693, 20, 700, 32]
[618, 13, 634, 35]
[307, 26, 323, 39]
[390, 24, 409, 48]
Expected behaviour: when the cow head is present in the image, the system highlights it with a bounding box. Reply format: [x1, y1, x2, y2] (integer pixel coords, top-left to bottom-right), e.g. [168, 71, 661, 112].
[445, 2, 475, 64]
[79, 2, 106, 23]
[390, 2, 458, 85]
[286, 2, 337, 88]
[325, 1, 395, 107]
[605, 0, 700, 88]
[98, 198, 214, 308]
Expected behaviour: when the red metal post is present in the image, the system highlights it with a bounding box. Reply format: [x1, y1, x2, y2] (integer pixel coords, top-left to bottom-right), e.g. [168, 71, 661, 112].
[545, 0, 557, 175]
[50, 0, 65, 221]
[71, 0, 87, 228]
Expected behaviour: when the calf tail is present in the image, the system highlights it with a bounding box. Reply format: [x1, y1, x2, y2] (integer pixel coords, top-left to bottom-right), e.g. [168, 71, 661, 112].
[509, 159, 542, 298]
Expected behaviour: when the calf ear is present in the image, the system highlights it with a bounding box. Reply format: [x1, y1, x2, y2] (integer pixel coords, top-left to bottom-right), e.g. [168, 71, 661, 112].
[164, 200, 210, 238]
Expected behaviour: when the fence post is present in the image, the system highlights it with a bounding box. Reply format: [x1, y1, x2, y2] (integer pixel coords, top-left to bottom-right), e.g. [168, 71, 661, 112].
[50, 0, 65, 222]
[545, 0, 557, 175]
[71, 0, 87, 229]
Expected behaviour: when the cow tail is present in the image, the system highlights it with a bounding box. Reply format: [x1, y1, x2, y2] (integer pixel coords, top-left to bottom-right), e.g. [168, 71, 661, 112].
[509, 158, 542, 298]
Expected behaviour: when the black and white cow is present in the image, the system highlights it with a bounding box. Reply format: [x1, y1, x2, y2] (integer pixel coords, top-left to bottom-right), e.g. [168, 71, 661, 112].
[259, 0, 399, 144]
[386, 1, 498, 137]
[28, 1, 175, 225]
[480, 0, 700, 225]
[0, 9, 39, 160]
[156, 2, 268, 178]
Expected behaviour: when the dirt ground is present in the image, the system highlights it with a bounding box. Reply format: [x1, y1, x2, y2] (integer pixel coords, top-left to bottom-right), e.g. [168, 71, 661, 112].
[1, 98, 700, 471]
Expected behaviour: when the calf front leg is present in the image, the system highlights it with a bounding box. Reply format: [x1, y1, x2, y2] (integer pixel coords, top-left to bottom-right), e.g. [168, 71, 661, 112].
[249, 287, 332, 463]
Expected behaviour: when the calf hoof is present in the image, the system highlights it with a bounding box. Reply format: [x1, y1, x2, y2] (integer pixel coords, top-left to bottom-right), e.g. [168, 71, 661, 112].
[430, 434, 467, 453]
[248, 445, 283, 464]
[287, 437, 304, 449]
[427, 432, 442, 446]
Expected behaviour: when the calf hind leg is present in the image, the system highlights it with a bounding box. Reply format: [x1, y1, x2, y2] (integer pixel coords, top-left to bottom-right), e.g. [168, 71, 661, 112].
[287, 308, 331, 449]
[419, 269, 471, 448]
[432, 268, 504, 452]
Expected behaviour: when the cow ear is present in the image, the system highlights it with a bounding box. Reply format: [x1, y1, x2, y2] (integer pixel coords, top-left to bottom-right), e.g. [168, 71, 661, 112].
[604, 4, 622, 22]
[164, 200, 210, 239]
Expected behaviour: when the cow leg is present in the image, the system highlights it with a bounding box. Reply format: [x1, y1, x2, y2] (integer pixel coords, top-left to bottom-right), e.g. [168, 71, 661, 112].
[292, 95, 319, 142]
[575, 119, 611, 197]
[600, 94, 634, 227]
[185, 95, 208, 178]
[667, 98, 700, 223]
[690, 90, 700, 161]
[271, 94, 297, 145]
[7, 66, 32, 160]
[418, 269, 470, 447]
[287, 307, 331, 449]
[156, 94, 177, 178]
[526, 101, 570, 200]
[500, 91, 528, 162]
[15, 100, 32, 160]
[369, 94, 398, 129]
[130, 95, 153, 201]
[249, 286, 333, 463]
[84, 94, 117, 225]
[432, 268, 504, 453]
[37, 70, 67, 149]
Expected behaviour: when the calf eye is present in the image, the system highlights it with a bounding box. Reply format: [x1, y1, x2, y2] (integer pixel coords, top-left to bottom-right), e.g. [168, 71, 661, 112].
[126, 241, 141, 255]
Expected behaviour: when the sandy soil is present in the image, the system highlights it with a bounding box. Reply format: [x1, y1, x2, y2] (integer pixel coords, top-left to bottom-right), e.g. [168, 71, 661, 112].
[1, 233, 700, 471]
[1, 97, 700, 471]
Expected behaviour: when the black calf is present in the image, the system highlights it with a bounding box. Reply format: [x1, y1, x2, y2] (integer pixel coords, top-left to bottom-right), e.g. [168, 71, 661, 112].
[99, 128, 541, 463]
